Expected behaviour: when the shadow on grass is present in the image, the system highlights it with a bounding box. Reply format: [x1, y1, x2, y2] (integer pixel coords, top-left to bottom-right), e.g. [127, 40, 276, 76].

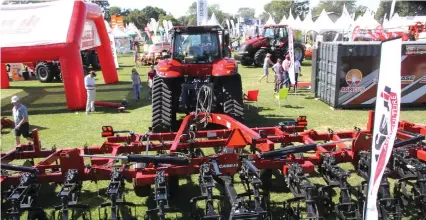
[1, 82, 150, 116]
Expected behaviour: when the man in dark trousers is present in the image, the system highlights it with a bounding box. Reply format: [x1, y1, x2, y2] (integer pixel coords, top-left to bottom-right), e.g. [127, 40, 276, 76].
[11, 95, 33, 146]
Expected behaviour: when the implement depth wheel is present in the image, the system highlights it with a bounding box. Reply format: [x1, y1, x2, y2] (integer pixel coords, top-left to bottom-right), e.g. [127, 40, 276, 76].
[151, 76, 177, 133]
[220, 74, 244, 122]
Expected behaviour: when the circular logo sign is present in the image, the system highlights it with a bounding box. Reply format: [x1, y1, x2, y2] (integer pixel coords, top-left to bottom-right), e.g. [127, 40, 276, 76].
[346, 69, 363, 86]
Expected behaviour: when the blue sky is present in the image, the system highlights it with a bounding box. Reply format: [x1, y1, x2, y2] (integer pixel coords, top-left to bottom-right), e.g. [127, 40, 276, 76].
[109, 0, 381, 18]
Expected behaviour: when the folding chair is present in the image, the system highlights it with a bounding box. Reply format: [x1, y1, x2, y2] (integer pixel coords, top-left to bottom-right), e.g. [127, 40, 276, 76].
[274, 87, 289, 108]
[244, 90, 259, 109]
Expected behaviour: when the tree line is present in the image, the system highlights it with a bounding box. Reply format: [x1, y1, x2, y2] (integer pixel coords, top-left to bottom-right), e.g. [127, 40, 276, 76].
[3, 0, 425, 30]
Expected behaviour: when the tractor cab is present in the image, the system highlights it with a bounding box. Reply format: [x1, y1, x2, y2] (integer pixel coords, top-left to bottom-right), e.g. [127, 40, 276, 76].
[170, 25, 231, 65]
[261, 25, 290, 51]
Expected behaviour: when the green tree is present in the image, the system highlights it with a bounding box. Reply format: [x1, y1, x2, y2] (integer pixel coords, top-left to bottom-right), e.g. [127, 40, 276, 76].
[264, 1, 293, 23]
[159, 13, 179, 27]
[237, 7, 256, 19]
[258, 11, 270, 24]
[177, 16, 190, 26]
[142, 6, 167, 22]
[311, 0, 357, 18]
[375, 1, 426, 22]
[293, 0, 310, 20]
[124, 9, 148, 30]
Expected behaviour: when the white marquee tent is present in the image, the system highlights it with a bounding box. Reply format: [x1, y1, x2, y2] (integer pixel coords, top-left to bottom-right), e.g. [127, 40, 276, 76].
[314, 9, 337, 33]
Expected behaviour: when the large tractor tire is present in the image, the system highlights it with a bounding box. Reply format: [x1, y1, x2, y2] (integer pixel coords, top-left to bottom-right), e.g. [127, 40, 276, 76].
[240, 59, 253, 66]
[293, 42, 305, 63]
[221, 74, 244, 122]
[89, 51, 101, 70]
[152, 76, 178, 133]
[35, 62, 57, 83]
[253, 48, 268, 67]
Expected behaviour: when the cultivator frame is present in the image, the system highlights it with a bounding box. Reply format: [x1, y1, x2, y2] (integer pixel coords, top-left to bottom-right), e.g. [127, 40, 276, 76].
[1, 111, 425, 220]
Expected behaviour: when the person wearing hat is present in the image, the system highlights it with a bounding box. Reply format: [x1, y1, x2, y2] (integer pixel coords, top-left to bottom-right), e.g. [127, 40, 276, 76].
[147, 65, 157, 99]
[131, 68, 142, 101]
[11, 95, 33, 146]
[84, 71, 97, 114]
[259, 53, 274, 83]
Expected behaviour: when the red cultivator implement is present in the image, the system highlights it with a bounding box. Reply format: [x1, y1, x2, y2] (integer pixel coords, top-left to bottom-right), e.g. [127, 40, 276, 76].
[1, 111, 425, 220]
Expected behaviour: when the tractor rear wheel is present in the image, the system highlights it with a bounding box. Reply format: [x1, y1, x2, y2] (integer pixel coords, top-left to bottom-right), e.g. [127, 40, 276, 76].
[240, 60, 253, 66]
[221, 74, 244, 122]
[152, 76, 178, 133]
[35, 62, 56, 83]
[254, 48, 268, 67]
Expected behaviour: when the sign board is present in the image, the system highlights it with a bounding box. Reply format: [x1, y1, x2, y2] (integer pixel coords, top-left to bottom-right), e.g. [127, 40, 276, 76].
[80, 20, 101, 50]
[197, 0, 208, 26]
[0, 0, 74, 47]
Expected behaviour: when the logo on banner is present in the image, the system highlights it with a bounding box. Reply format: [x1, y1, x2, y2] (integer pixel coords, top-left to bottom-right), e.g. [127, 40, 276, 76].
[401, 75, 415, 84]
[420, 76, 426, 83]
[341, 69, 365, 92]
[81, 29, 95, 48]
[371, 86, 399, 186]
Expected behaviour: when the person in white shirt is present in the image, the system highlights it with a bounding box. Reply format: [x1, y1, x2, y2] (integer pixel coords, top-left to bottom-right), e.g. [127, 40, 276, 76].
[259, 53, 274, 83]
[282, 55, 291, 88]
[84, 71, 96, 114]
[293, 59, 301, 92]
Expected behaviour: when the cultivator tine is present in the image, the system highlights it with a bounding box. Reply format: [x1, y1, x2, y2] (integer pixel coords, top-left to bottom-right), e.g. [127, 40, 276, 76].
[318, 155, 361, 219]
[99, 168, 136, 220]
[284, 163, 320, 220]
[356, 152, 402, 220]
[145, 170, 179, 220]
[53, 169, 90, 220]
[4, 171, 45, 220]
[190, 163, 225, 219]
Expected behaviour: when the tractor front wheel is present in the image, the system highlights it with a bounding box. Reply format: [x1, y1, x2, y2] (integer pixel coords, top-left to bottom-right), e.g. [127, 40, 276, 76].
[254, 48, 268, 67]
[35, 62, 57, 83]
[293, 42, 305, 63]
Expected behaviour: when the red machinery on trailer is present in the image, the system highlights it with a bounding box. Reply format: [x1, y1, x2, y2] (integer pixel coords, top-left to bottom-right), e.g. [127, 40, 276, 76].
[1, 111, 425, 220]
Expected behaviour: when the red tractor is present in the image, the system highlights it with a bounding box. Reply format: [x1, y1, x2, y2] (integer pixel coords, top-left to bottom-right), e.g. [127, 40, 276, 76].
[153, 25, 243, 132]
[234, 25, 306, 67]
[34, 49, 100, 83]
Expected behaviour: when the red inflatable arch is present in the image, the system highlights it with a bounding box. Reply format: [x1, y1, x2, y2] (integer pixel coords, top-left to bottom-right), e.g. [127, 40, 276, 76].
[0, 0, 118, 110]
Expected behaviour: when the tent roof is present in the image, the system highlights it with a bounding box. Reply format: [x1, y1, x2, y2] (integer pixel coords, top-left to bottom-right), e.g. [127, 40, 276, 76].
[314, 9, 337, 32]
[112, 25, 129, 38]
[334, 4, 354, 31]
[265, 13, 276, 25]
[355, 11, 380, 30]
[301, 9, 315, 32]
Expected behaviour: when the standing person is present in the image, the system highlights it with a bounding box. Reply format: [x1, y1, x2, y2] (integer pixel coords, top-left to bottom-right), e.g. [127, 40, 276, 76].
[133, 49, 139, 67]
[293, 59, 301, 92]
[11, 96, 34, 146]
[84, 71, 96, 115]
[283, 55, 291, 88]
[272, 59, 284, 93]
[131, 68, 142, 101]
[259, 53, 274, 83]
[147, 65, 157, 99]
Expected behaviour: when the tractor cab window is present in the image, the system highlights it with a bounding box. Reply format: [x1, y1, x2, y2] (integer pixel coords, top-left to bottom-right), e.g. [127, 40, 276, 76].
[173, 32, 220, 64]
[278, 28, 288, 40]
[262, 28, 274, 39]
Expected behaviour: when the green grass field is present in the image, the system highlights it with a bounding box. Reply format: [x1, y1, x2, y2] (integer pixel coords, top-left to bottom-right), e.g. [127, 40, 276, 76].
[1, 55, 425, 219]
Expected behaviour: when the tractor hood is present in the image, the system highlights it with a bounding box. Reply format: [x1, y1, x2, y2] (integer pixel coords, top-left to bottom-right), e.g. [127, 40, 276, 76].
[238, 36, 270, 54]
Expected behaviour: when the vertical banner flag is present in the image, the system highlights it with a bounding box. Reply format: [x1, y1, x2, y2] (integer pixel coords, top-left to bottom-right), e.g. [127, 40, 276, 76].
[364, 38, 402, 220]
[287, 27, 295, 84]
[197, 0, 208, 26]
[108, 33, 119, 68]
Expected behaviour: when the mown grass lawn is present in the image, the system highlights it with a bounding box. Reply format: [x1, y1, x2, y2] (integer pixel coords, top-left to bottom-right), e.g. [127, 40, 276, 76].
[1, 55, 424, 219]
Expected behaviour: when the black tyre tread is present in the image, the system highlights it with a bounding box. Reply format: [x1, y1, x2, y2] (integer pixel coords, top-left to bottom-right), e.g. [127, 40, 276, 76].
[152, 76, 176, 133]
[254, 48, 268, 67]
[221, 74, 244, 122]
[293, 42, 305, 63]
[35, 62, 56, 83]
[240, 60, 253, 66]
